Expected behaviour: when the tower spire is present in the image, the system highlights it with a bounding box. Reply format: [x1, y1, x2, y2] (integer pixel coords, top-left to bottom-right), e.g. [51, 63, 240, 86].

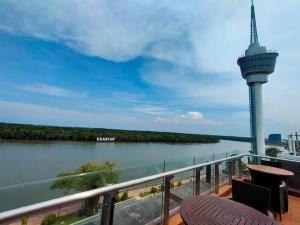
[250, 0, 259, 45]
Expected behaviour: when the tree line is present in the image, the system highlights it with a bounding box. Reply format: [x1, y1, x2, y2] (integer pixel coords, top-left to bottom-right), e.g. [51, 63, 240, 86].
[0, 123, 219, 143]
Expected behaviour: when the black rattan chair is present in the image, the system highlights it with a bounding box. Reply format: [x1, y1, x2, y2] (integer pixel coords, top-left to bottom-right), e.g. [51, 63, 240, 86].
[232, 179, 272, 215]
[249, 169, 285, 220]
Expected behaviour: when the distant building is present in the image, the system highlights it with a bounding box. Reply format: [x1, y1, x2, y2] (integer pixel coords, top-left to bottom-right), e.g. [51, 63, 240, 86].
[268, 134, 281, 144]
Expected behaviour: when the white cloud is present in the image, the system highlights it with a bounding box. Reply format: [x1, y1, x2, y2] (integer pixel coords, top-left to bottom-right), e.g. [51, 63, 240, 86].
[131, 105, 168, 116]
[154, 111, 222, 126]
[1, 0, 299, 75]
[17, 83, 87, 98]
[0, 0, 263, 73]
[182, 112, 204, 120]
[154, 116, 177, 125]
[3, 0, 298, 75]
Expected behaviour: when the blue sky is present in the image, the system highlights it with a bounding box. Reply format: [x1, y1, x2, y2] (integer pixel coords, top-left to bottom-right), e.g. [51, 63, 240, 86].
[0, 0, 300, 137]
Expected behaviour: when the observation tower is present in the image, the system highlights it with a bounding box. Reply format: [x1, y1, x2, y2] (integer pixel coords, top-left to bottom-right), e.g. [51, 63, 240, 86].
[237, 0, 278, 155]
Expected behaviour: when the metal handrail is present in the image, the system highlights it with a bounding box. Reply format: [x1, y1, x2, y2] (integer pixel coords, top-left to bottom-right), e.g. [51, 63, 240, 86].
[0, 153, 299, 224]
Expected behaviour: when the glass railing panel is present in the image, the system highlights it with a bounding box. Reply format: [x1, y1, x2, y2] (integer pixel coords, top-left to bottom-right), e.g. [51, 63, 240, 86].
[215, 152, 226, 160]
[200, 164, 214, 195]
[164, 157, 195, 216]
[169, 171, 194, 216]
[0, 170, 117, 213]
[0, 179, 74, 213]
[220, 160, 229, 186]
[113, 179, 164, 225]
[164, 158, 196, 197]
[240, 155, 251, 177]
[232, 158, 240, 178]
[118, 162, 164, 182]
[164, 158, 193, 172]
[230, 150, 240, 156]
[3, 197, 100, 225]
[115, 152, 243, 184]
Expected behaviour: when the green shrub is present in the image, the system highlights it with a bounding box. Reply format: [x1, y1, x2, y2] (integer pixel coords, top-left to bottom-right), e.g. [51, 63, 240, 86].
[51, 161, 119, 216]
[21, 217, 28, 225]
[120, 192, 129, 201]
[150, 187, 158, 194]
[177, 180, 182, 186]
[170, 182, 175, 188]
[266, 147, 282, 157]
[41, 214, 57, 225]
[139, 192, 152, 198]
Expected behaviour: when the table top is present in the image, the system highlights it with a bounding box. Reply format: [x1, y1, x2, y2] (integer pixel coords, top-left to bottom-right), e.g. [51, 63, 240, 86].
[180, 195, 277, 225]
[247, 164, 294, 176]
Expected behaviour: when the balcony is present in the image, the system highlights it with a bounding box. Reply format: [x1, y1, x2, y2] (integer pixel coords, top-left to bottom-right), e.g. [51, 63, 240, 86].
[0, 154, 299, 225]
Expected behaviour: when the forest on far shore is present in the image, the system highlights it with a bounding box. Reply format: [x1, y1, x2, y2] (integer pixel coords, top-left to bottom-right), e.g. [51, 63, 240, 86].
[0, 123, 221, 143]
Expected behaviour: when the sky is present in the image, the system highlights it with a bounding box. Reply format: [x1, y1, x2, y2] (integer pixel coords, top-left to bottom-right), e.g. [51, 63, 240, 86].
[0, 0, 300, 137]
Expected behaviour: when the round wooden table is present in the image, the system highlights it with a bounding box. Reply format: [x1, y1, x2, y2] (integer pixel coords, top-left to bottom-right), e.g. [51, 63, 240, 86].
[246, 164, 294, 177]
[180, 195, 278, 225]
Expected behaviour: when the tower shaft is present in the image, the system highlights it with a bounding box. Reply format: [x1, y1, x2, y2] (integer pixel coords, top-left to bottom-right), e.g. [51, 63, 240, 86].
[249, 83, 265, 155]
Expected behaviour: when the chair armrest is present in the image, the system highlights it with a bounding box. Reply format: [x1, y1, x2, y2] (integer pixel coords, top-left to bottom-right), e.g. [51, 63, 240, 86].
[279, 181, 286, 188]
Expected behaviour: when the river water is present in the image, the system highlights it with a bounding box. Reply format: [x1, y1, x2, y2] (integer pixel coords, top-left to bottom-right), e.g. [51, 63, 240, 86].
[0, 140, 250, 211]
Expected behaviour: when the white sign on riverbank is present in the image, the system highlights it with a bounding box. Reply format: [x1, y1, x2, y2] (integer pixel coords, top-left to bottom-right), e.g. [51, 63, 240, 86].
[96, 137, 116, 142]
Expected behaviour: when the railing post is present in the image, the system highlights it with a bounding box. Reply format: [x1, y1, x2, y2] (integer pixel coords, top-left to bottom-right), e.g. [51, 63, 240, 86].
[206, 164, 211, 183]
[195, 167, 203, 195]
[247, 156, 251, 164]
[100, 192, 117, 225]
[163, 176, 173, 225]
[214, 163, 221, 194]
[228, 160, 233, 185]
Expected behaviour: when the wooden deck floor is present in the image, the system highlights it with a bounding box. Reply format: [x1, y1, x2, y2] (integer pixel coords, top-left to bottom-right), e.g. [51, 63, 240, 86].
[169, 195, 300, 225]
[279, 195, 300, 225]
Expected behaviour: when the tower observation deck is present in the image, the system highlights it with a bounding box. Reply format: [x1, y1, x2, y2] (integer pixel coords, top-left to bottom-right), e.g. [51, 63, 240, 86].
[237, 0, 278, 155]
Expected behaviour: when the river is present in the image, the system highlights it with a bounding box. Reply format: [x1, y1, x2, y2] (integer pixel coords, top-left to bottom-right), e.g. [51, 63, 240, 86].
[0, 140, 250, 212]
